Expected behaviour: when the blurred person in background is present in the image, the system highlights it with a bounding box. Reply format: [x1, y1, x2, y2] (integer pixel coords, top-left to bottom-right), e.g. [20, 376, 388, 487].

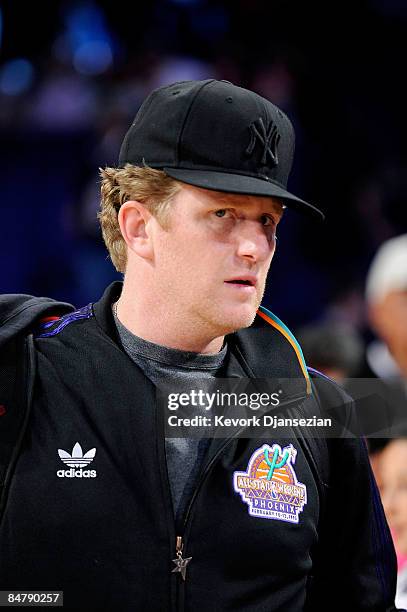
[366, 234, 407, 385]
[365, 234, 407, 485]
[296, 321, 364, 383]
[296, 321, 391, 495]
[380, 436, 407, 609]
[365, 235, 407, 591]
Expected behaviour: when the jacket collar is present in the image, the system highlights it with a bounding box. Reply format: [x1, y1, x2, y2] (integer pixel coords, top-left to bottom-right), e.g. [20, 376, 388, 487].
[92, 281, 124, 347]
[92, 281, 309, 398]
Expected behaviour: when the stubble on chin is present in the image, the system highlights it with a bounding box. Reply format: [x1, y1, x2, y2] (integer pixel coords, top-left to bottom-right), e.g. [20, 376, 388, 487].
[216, 300, 261, 335]
[227, 282, 266, 330]
[189, 279, 267, 339]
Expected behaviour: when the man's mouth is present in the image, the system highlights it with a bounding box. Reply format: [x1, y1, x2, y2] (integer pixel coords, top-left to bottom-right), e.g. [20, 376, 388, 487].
[224, 277, 257, 290]
[225, 276, 257, 287]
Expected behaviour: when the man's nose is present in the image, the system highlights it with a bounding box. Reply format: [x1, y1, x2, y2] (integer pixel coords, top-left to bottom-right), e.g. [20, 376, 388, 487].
[235, 220, 274, 262]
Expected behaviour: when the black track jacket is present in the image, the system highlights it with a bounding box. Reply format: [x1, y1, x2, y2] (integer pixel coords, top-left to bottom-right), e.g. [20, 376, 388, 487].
[0, 282, 400, 611]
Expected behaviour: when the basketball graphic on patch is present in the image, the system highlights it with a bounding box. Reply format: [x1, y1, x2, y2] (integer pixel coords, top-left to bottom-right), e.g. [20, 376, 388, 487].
[233, 443, 307, 523]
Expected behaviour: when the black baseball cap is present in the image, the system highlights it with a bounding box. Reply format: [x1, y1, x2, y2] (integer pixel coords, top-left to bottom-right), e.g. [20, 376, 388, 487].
[119, 79, 324, 220]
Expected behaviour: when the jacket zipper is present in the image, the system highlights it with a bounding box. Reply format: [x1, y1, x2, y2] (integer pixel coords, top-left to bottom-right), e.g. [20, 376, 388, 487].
[172, 437, 230, 611]
[171, 535, 192, 581]
[172, 429, 249, 611]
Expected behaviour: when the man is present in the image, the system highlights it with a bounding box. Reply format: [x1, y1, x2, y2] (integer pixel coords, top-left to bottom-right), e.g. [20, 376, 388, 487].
[0, 80, 399, 611]
[366, 233, 407, 382]
[364, 235, 407, 483]
[364, 235, 407, 596]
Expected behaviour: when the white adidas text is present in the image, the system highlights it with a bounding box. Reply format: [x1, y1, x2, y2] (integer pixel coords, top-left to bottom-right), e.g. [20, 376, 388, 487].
[57, 468, 97, 478]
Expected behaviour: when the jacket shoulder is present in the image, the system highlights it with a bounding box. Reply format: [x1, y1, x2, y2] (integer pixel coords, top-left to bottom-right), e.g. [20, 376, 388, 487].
[33, 304, 94, 340]
[307, 366, 354, 404]
[307, 367, 356, 435]
[0, 293, 74, 348]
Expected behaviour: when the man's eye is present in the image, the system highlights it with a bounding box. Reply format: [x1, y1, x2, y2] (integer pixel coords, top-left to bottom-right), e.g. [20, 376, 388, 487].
[261, 214, 274, 226]
[215, 209, 228, 218]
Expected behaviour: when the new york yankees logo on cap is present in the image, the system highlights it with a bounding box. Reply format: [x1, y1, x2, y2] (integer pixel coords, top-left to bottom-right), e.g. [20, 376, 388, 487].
[246, 117, 281, 167]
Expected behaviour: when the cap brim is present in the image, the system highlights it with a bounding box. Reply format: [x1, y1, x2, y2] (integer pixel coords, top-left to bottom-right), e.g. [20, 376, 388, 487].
[163, 168, 324, 221]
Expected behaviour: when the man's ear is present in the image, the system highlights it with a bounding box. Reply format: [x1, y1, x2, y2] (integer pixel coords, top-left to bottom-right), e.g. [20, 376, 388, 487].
[118, 200, 154, 260]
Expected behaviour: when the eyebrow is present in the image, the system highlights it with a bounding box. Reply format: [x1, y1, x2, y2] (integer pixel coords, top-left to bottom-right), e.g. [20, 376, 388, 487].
[212, 196, 284, 217]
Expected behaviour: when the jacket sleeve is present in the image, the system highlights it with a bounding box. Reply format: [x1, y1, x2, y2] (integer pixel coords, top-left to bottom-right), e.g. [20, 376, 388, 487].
[305, 376, 402, 611]
[0, 293, 75, 521]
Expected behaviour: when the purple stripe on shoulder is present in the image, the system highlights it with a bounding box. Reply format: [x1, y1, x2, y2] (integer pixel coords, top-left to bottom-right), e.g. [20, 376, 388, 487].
[307, 367, 334, 382]
[35, 304, 93, 338]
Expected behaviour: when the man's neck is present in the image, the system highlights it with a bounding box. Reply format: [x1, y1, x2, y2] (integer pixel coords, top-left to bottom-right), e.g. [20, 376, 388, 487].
[116, 285, 224, 355]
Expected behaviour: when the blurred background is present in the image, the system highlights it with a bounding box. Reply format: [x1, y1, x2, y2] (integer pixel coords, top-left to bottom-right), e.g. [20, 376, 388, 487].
[1, 0, 406, 328]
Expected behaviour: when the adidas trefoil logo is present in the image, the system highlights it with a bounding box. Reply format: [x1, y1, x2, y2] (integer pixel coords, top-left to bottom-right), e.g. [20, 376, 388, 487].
[57, 442, 97, 478]
[58, 442, 96, 467]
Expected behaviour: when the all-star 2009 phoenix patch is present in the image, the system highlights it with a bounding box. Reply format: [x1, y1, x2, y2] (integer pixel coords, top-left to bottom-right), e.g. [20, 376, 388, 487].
[233, 443, 307, 523]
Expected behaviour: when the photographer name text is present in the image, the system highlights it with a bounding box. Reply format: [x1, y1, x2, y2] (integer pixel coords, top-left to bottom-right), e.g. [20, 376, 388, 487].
[167, 415, 332, 428]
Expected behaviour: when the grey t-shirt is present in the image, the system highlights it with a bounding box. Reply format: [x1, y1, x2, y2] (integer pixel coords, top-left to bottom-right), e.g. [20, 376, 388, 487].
[113, 309, 227, 522]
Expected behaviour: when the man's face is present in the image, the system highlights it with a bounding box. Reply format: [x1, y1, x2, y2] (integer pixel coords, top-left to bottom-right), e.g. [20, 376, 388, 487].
[148, 184, 283, 338]
[370, 289, 407, 376]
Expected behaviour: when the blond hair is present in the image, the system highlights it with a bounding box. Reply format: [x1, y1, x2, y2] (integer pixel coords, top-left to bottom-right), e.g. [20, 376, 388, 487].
[98, 164, 182, 272]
